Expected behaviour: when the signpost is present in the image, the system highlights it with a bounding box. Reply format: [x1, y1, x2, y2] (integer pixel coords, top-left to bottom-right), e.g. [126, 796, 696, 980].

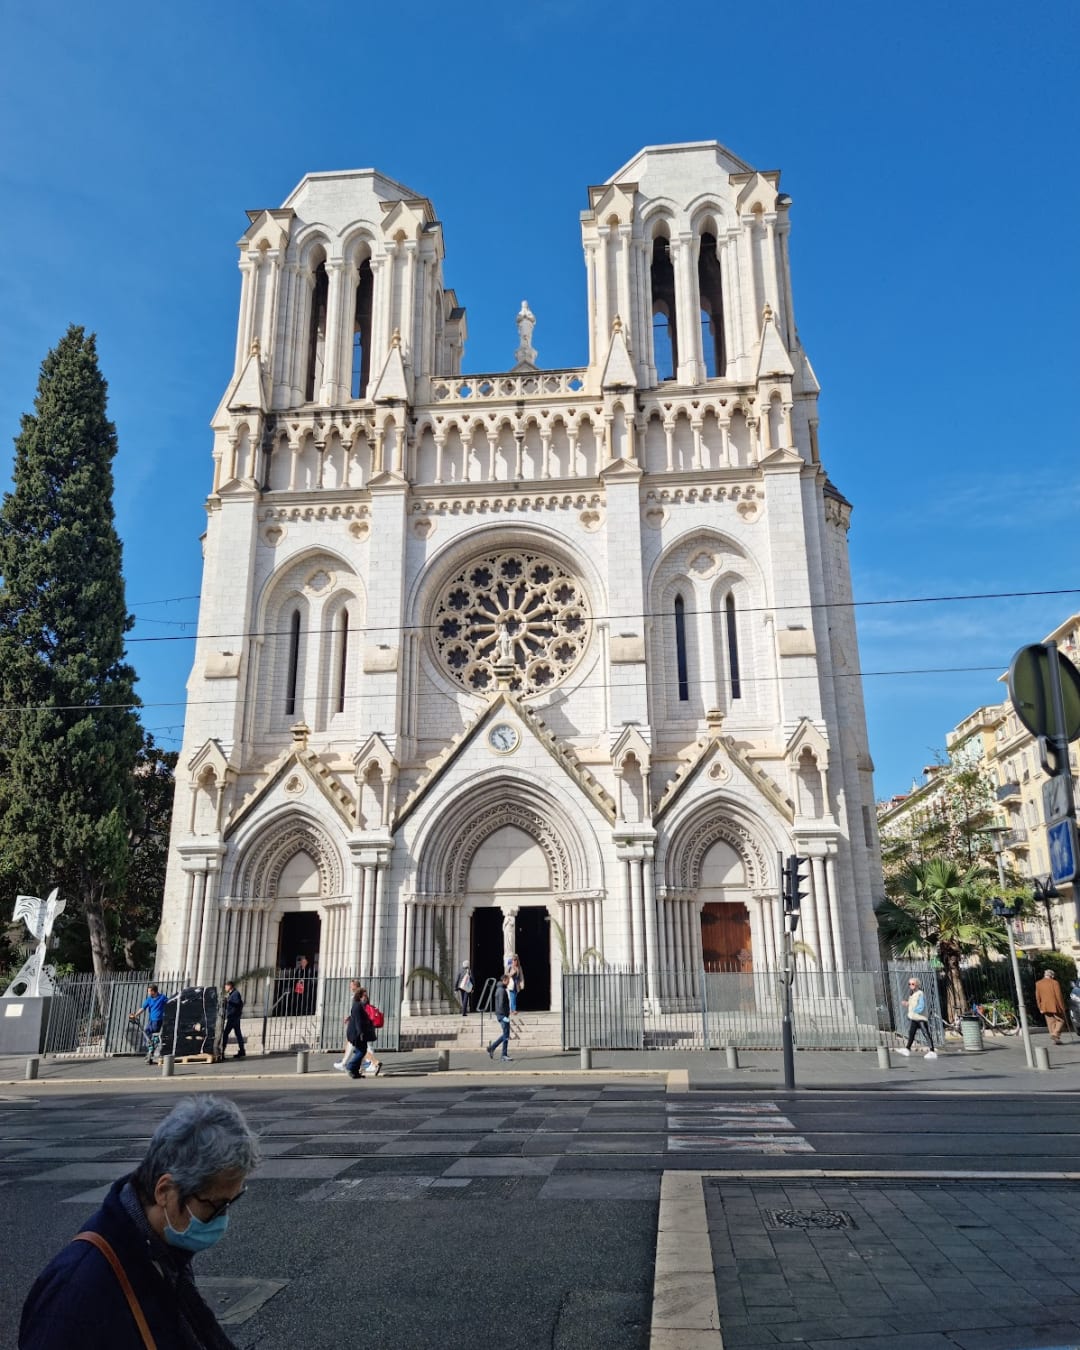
[1006, 640, 1080, 938]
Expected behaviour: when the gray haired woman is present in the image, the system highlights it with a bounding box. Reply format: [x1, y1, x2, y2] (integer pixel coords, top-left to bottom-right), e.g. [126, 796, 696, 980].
[21, 1094, 260, 1349]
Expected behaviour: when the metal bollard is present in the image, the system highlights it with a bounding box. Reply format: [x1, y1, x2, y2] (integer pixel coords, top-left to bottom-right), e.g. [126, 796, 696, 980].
[877, 1046, 891, 1071]
[1035, 1045, 1051, 1071]
[580, 1047, 592, 1070]
[25, 1056, 39, 1081]
[725, 1045, 739, 1070]
[161, 1055, 175, 1078]
[296, 1050, 309, 1074]
[437, 1049, 450, 1072]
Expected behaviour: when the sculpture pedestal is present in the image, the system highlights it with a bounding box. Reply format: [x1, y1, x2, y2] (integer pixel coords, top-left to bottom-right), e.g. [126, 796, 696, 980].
[0, 997, 51, 1055]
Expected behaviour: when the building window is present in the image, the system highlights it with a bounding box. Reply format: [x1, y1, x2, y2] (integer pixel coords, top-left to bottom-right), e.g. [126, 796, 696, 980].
[304, 262, 329, 402]
[675, 594, 690, 702]
[650, 235, 678, 380]
[285, 609, 301, 716]
[698, 232, 725, 378]
[335, 608, 349, 715]
[351, 259, 373, 399]
[725, 594, 741, 700]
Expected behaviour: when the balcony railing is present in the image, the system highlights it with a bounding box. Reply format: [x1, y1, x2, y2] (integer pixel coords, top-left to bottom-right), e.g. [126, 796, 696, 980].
[430, 370, 587, 403]
[996, 781, 1021, 801]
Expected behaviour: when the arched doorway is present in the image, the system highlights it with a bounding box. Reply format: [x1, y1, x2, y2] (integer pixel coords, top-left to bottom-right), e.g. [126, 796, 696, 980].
[466, 824, 553, 1011]
[698, 838, 753, 972]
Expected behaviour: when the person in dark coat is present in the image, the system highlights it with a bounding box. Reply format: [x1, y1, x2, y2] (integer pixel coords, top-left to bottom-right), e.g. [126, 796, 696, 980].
[221, 981, 246, 1059]
[20, 1094, 260, 1350]
[342, 987, 376, 1079]
[486, 974, 513, 1062]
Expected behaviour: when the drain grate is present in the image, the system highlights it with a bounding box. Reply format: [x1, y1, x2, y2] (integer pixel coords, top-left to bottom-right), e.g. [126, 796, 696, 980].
[763, 1208, 856, 1231]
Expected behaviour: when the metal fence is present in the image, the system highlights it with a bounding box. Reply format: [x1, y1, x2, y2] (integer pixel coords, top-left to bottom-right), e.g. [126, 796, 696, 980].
[43, 971, 190, 1057]
[563, 966, 888, 1051]
[260, 974, 402, 1054]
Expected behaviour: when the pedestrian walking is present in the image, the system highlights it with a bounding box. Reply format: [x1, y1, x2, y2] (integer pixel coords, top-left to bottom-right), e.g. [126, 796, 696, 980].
[128, 983, 168, 1065]
[20, 1094, 260, 1349]
[486, 974, 513, 1062]
[220, 981, 245, 1059]
[455, 961, 474, 1016]
[896, 977, 937, 1059]
[1036, 968, 1068, 1044]
[506, 953, 524, 1013]
[342, 987, 377, 1079]
[332, 979, 381, 1074]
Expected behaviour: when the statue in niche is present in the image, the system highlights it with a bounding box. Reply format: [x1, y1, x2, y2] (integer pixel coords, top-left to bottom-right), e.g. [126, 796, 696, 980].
[502, 908, 518, 957]
[496, 620, 514, 665]
[4, 888, 66, 998]
[514, 300, 537, 368]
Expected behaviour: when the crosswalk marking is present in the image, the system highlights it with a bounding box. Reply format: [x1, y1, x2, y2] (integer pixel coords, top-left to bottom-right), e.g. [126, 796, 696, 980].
[667, 1100, 814, 1155]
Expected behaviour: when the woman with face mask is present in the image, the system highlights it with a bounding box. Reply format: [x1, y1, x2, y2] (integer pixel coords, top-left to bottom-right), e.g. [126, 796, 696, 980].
[20, 1094, 260, 1349]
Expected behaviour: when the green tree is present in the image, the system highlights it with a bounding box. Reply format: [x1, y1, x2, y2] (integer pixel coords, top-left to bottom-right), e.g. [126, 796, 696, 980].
[876, 858, 1006, 1020]
[880, 756, 999, 889]
[0, 326, 143, 978]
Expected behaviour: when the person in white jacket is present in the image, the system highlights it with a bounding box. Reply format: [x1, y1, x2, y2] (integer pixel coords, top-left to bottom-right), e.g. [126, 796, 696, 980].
[897, 977, 937, 1059]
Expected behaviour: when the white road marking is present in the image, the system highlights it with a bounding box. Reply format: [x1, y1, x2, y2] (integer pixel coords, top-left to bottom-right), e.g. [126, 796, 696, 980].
[667, 1099, 814, 1155]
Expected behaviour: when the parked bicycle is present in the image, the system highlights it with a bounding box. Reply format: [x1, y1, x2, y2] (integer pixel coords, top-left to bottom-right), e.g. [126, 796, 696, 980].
[944, 999, 1019, 1037]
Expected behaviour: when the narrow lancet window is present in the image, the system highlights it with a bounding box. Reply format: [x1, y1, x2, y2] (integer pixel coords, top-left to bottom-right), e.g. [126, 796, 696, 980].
[725, 594, 741, 700]
[351, 259, 373, 399]
[698, 233, 725, 378]
[304, 262, 329, 402]
[285, 609, 301, 716]
[336, 608, 349, 714]
[675, 594, 689, 702]
[651, 235, 678, 380]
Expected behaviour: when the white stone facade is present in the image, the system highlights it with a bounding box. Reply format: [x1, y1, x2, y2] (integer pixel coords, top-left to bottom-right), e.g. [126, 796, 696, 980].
[158, 140, 885, 1012]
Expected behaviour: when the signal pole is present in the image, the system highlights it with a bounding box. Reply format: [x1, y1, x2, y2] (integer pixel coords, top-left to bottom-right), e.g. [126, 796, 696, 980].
[780, 851, 807, 1090]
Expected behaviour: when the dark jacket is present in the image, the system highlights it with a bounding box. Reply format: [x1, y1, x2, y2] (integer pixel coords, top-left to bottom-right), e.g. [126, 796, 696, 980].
[224, 988, 244, 1021]
[346, 1001, 375, 1046]
[20, 1175, 236, 1350]
[493, 983, 510, 1018]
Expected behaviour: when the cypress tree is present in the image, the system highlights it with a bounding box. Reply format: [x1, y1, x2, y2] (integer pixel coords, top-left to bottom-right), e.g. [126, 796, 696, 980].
[0, 326, 143, 976]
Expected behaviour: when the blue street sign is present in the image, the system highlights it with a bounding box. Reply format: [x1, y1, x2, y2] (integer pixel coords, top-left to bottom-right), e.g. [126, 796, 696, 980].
[1048, 818, 1078, 886]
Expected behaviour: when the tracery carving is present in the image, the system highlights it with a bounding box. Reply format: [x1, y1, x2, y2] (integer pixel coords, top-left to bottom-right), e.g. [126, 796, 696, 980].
[443, 802, 571, 894]
[431, 548, 590, 697]
[241, 821, 344, 904]
[673, 814, 769, 893]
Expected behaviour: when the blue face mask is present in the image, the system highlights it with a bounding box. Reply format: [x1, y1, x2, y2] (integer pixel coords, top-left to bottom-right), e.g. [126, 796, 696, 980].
[164, 1205, 229, 1253]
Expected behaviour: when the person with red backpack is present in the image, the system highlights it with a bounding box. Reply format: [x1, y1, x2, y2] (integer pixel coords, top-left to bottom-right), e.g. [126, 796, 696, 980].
[334, 979, 383, 1075]
[342, 988, 377, 1080]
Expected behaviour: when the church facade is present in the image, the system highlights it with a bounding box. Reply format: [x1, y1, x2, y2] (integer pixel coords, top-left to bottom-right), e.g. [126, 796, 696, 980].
[158, 140, 884, 1014]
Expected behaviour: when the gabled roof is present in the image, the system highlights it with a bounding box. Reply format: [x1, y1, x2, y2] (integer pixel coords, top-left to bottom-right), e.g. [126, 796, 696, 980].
[606, 140, 756, 184]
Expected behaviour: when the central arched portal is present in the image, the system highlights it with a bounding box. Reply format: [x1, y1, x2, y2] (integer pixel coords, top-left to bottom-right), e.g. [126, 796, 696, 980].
[466, 823, 553, 1011]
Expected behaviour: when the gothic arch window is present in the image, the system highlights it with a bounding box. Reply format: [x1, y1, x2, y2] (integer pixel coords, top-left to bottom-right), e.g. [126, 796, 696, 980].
[334, 607, 349, 715]
[724, 593, 742, 700]
[285, 608, 302, 717]
[351, 258, 374, 399]
[698, 232, 725, 379]
[650, 233, 678, 381]
[674, 594, 690, 702]
[304, 258, 329, 403]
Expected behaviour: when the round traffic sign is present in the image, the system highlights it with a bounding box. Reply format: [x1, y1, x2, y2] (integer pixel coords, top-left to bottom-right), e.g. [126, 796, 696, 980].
[1007, 644, 1080, 742]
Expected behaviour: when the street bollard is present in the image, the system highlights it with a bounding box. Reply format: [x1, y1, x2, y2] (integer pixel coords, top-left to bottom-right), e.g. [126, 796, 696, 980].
[725, 1045, 739, 1070]
[580, 1047, 592, 1070]
[161, 1055, 174, 1078]
[1035, 1045, 1051, 1071]
[437, 1049, 450, 1072]
[25, 1056, 39, 1081]
[296, 1050, 309, 1074]
[877, 1046, 891, 1071]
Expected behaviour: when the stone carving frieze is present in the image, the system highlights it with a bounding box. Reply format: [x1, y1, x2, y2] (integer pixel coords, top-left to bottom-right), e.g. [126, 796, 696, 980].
[242, 821, 344, 904]
[673, 815, 769, 893]
[444, 802, 570, 895]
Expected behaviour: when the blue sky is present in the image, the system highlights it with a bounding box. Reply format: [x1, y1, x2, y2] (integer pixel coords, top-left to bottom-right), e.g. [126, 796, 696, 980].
[0, 1, 1077, 798]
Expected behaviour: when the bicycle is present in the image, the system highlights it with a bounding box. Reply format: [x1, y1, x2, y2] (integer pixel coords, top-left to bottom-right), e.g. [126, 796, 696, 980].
[972, 1000, 1019, 1035]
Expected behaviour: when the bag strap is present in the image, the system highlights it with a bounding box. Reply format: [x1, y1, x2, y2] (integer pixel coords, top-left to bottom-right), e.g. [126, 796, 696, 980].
[73, 1230, 158, 1350]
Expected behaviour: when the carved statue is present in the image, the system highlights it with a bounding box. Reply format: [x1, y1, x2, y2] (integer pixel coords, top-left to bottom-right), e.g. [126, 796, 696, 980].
[4, 888, 66, 998]
[514, 300, 537, 368]
[496, 620, 513, 664]
[502, 909, 517, 957]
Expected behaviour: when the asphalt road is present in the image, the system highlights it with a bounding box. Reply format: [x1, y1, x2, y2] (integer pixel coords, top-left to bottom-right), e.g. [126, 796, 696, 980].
[3, 1082, 1079, 1348]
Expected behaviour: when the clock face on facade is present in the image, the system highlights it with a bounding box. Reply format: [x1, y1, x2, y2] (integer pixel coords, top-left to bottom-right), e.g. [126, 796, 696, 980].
[487, 723, 520, 754]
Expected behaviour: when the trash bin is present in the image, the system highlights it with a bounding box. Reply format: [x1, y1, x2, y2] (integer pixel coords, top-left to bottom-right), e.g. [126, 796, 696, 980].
[961, 1015, 984, 1052]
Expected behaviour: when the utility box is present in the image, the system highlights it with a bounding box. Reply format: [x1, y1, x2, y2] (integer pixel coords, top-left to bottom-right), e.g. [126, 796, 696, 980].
[0, 998, 51, 1055]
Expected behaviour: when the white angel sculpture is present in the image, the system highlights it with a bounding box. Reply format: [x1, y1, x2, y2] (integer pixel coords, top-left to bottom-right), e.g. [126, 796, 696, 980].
[4, 888, 66, 998]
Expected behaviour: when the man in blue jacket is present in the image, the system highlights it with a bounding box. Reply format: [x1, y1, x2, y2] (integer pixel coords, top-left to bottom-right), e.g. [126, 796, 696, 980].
[220, 981, 246, 1059]
[129, 983, 169, 1065]
[486, 974, 513, 1062]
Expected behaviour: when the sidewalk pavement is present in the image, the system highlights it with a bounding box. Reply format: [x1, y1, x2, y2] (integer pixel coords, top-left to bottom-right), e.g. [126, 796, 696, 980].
[4, 1027, 1080, 1093]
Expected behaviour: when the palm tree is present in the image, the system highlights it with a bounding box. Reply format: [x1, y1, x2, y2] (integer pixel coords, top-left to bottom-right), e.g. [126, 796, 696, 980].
[876, 858, 1006, 1022]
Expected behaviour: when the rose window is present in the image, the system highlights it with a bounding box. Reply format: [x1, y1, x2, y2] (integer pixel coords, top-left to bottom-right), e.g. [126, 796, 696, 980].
[431, 550, 590, 696]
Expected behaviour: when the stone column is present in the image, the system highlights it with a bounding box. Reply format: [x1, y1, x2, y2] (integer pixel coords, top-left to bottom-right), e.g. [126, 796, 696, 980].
[185, 870, 206, 982]
[371, 864, 386, 975]
[595, 229, 611, 360]
[642, 847, 659, 1008]
[321, 260, 347, 402]
[810, 855, 834, 976]
[824, 852, 844, 970]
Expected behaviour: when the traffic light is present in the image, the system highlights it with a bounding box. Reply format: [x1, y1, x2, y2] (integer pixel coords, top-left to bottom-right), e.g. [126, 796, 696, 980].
[782, 854, 810, 931]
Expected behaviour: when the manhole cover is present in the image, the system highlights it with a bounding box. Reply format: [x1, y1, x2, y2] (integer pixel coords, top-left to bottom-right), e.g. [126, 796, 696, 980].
[764, 1208, 855, 1231]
